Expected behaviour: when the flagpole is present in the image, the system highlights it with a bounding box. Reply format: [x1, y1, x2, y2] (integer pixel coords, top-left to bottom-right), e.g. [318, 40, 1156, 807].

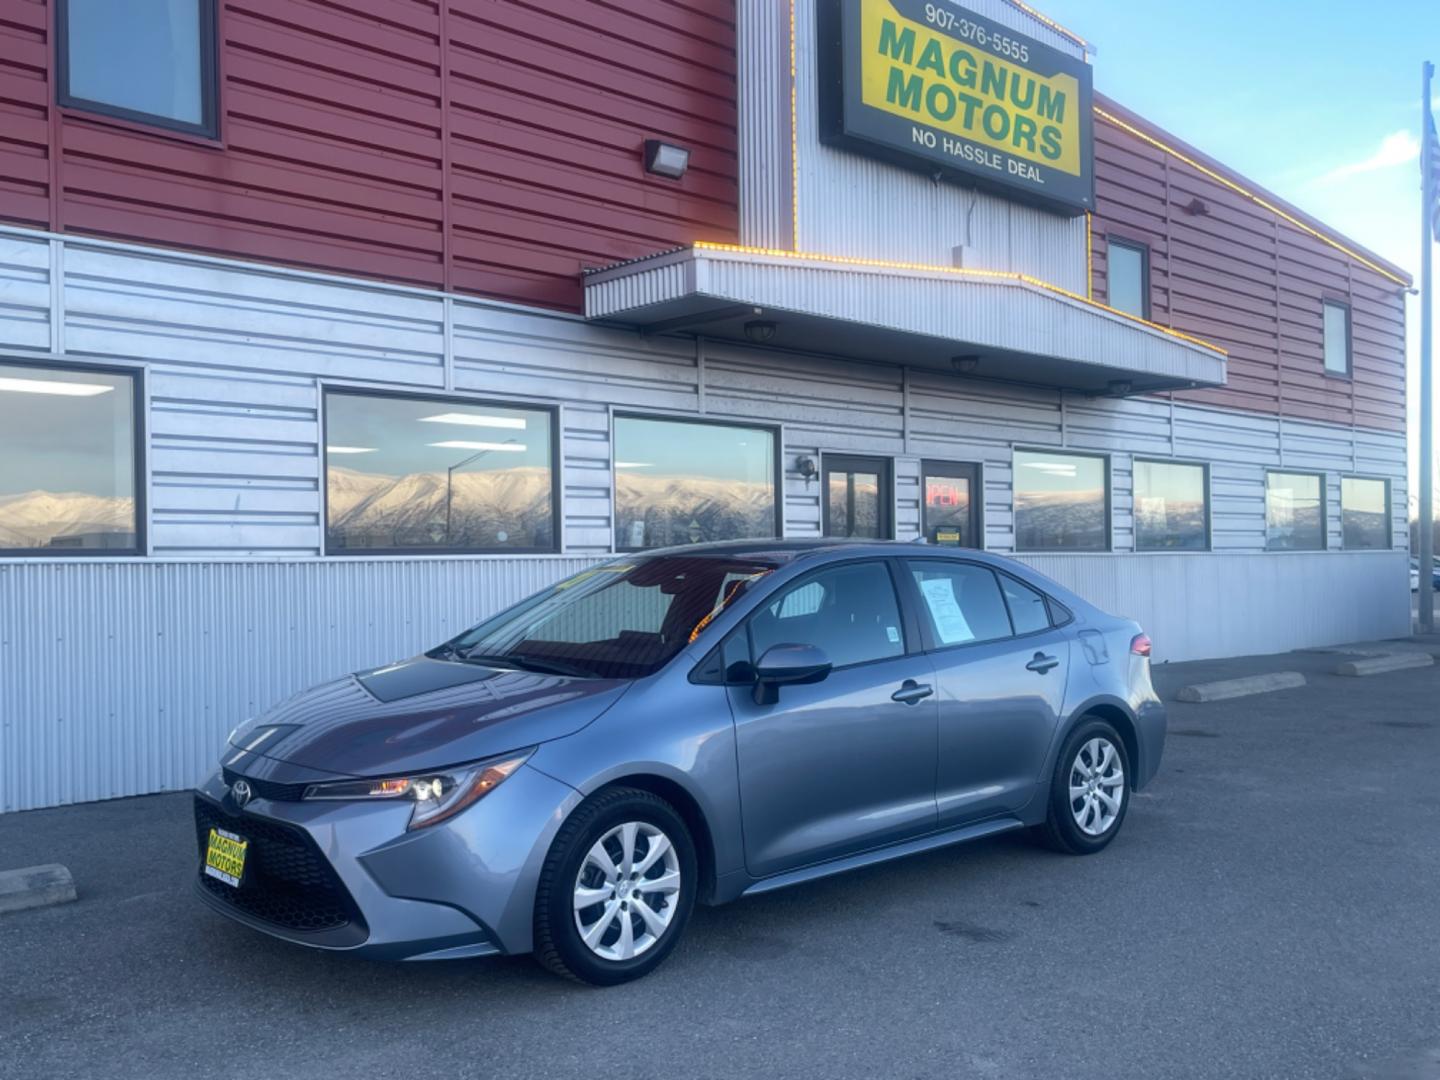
[1421, 60, 1435, 633]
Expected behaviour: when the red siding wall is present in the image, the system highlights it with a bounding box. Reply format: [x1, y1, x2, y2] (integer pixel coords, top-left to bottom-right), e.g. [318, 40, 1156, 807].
[0, 0, 738, 310]
[1090, 98, 1409, 433]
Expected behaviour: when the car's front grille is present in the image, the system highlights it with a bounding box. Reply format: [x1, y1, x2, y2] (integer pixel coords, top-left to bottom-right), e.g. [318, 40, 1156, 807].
[221, 767, 306, 802]
[194, 796, 366, 939]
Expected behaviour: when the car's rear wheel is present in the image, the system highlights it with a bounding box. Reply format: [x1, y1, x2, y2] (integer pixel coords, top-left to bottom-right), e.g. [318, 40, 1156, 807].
[533, 786, 696, 985]
[1039, 717, 1130, 854]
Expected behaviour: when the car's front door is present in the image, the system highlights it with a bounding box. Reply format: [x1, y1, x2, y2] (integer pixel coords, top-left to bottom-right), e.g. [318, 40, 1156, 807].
[727, 559, 939, 878]
[901, 559, 1071, 827]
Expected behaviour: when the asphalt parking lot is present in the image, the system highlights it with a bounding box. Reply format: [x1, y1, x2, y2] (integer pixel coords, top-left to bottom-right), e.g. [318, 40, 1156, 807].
[2, 648, 1439, 1080]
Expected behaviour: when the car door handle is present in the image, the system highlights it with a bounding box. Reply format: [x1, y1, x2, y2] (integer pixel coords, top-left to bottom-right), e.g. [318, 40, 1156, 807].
[1026, 653, 1060, 674]
[891, 680, 934, 705]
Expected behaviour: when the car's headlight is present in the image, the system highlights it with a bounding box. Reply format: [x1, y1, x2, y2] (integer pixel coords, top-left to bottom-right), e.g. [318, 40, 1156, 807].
[300, 751, 532, 830]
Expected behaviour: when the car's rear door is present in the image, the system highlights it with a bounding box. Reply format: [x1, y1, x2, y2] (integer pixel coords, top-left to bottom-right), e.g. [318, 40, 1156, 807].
[899, 558, 1071, 827]
[727, 558, 939, 878]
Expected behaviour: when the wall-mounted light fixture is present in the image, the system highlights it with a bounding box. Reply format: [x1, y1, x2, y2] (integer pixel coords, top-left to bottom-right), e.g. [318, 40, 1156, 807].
[643, 139, 690, 180]
[951, 355, 980, 374]
[745, 320, 777, 344]
[795, 455, 818, 481]
[1106, 379, 1134, 397]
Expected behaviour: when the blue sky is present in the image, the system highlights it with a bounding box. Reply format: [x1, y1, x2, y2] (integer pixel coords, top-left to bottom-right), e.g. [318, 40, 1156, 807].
[1037, 0, 1440, 503]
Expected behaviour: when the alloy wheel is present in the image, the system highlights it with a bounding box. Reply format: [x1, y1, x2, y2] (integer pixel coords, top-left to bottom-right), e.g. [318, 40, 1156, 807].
[572, 821, 682, 961]
[1069, 737, 1125, 837]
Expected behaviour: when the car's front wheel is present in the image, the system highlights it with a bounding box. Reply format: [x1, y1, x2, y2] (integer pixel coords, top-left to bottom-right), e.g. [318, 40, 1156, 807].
[533, 786, 697, 985]
[1039, 717, 1131, 854]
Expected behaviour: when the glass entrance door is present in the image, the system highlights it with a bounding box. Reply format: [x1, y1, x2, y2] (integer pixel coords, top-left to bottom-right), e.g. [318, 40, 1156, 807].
[823, 455, 892, 538]
[921, 461, 981, 547]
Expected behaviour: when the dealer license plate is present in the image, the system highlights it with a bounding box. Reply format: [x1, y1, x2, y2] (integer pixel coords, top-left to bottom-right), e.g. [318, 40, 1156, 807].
[203, 827, 248, 888]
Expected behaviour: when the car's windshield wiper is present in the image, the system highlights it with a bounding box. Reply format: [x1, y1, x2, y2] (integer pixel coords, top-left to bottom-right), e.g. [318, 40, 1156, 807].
[460, 651, 595, 678]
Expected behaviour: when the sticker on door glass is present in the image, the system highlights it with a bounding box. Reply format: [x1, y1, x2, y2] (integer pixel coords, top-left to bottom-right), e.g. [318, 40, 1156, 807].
[919, 577, 975, 644]
[885, 625, 900, 643]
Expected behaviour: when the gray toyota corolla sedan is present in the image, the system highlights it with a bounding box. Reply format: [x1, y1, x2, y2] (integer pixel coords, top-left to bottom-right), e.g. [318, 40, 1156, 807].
[196, 540, 1165, 984]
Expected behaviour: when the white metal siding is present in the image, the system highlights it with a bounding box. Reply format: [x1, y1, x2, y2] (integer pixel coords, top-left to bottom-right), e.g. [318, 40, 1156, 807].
[0, 232, 50, 353]
[0, 557, 598, 813]
[735, 0, 1090, 288]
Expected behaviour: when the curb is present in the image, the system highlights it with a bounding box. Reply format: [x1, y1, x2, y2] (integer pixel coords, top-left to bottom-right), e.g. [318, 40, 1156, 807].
[1334, 653, 1435, 677]
[1174, 672, 1306, 703]
[0, 864, 77, 915]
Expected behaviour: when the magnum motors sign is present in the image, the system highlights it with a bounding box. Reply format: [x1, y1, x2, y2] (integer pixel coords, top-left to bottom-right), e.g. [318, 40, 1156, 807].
[819, 0, 1095, 214]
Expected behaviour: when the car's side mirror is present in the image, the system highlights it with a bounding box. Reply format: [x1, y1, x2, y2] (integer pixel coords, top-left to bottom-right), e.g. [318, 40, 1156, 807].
[752, 644, 832, 705]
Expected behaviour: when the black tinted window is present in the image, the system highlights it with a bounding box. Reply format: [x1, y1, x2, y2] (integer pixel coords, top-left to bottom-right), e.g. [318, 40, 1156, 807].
[61, 0, 217, 137]
[749, 562, 904, 669]
[0, 362, 140, 553]
[1000, 575, 1050, 635]
[910, 562, 1013, 646]
[325, 391, 555, 554]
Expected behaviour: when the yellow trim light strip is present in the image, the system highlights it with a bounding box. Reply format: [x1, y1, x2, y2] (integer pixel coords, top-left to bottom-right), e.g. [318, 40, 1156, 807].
[1085, 211, 1094, 301]
[1093, 107, 1408, 288]
[1001, 0, 1089, 50]
[691, 241, 1228, 355]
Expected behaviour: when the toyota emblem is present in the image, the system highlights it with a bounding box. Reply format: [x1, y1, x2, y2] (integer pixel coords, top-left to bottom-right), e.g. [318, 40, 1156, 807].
[232, 779, 253, 807]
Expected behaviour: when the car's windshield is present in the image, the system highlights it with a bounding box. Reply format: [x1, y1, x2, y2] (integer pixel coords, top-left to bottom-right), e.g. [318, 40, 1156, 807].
[434, 555, 777, 680]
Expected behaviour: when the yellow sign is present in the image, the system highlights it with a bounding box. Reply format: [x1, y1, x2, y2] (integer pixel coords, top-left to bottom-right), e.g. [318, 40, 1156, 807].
[858, 0, 1083, 177]
[204, 827, 248, 887]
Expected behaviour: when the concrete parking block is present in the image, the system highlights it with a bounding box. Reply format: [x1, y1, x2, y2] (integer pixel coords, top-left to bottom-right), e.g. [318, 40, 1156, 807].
[1334, 653, 1435, 677]
[0, 864, 77, 914]
[1174, 671, 1307, 702]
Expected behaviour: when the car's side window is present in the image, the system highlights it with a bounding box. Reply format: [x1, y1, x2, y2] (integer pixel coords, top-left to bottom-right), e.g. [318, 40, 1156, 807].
[909, 561, 1014, 647]
[748, 562, 905, 669]
[999, 574, 1051, 636]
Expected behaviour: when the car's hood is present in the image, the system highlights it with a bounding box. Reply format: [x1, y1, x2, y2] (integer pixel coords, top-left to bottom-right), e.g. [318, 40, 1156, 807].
[227, 655, 630, 778]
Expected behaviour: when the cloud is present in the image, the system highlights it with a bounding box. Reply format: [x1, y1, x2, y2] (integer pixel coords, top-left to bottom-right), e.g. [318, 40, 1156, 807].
[1311, 130, 1420, 186]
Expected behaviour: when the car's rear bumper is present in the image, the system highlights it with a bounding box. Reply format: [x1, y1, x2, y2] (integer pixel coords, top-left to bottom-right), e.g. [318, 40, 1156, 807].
[191, 762, 581, 959]
[1131, 698, 1166, 790]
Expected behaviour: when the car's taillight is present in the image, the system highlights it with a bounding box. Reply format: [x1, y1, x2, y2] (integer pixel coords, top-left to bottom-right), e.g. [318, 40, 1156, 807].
[1130, 633, 1152, 657]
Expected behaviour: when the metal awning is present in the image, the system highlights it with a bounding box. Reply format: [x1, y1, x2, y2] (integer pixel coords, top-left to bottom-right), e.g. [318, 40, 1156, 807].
[584, 244, 1227, 395]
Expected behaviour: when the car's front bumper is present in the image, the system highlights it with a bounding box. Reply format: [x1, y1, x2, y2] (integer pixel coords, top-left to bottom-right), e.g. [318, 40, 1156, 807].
[192, 761, 581, 960]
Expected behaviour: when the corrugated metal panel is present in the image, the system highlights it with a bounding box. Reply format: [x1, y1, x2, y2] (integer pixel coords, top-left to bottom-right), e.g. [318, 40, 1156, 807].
[1022, 551, 1412, 663]
[0, 0, 740, 313]
[736, 0, 793, 249]
[0, 556, 601, 812]
[447, 0, 739, 309]
[0, 0, 50, 229]
[1091, 102, 1409, 432]
[784, 0, 1088, 289]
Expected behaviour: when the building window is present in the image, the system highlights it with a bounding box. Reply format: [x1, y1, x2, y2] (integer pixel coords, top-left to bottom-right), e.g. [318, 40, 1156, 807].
[613, 415, 778, 550]
[0, 360, 142, 554]
[921, 461, 980, 547]
[324, 390, 556, 554]
[1340, 477, 1389, 550]
[1013, 450, 1109, 552]
[1265, 471, 1326, 551]
[824, 454, 892, 539]
[1322, 300, 1351, 376]
[1134, 459, 1209, 551]
[57, 0, 219, 138]
[1106, 238, 1150, 319]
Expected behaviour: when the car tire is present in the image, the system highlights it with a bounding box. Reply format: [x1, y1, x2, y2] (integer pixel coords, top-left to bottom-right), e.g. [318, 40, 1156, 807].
[1038, 716, 1132, 855]
[533, 786, 697, 986]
